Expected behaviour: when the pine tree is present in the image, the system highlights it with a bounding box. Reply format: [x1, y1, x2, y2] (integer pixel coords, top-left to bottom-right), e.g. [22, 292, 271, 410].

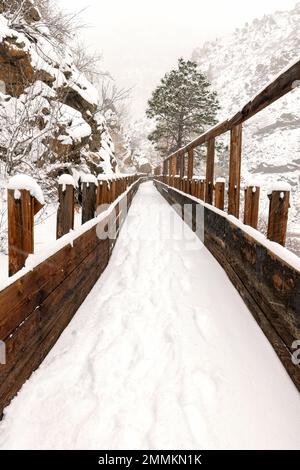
[146, 58, 220, 156]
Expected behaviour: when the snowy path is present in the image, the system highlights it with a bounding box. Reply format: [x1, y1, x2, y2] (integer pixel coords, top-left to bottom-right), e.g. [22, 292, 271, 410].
[0, 181, 299, 450]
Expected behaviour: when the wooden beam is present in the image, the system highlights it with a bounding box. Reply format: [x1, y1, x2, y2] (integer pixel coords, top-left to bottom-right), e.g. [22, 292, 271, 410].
[205, 139, 215, 204]
[228, 124, 242, 218]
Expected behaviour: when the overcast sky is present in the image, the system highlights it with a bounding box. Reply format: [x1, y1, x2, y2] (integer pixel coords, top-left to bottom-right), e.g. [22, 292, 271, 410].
[58, 0, 297, 119]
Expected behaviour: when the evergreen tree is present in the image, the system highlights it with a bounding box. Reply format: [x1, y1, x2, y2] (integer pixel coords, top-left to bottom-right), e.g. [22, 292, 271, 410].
[146, 58, 220, 156]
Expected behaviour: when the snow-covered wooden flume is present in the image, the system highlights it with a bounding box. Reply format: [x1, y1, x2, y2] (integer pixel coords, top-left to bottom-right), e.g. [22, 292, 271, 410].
[0, 173, 144, 417]
[153, 59, 300, 391]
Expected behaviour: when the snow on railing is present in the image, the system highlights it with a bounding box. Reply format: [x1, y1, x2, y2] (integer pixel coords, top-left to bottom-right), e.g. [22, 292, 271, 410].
[5, 172, 139, 277]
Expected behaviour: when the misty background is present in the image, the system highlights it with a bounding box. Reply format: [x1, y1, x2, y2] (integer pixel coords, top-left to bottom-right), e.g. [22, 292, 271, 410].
[59, 0, 297, 118]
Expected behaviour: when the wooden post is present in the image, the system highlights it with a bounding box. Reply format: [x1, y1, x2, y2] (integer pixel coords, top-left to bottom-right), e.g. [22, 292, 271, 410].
[180, 152, 185, 190]
[205, 138, 215, 204]
[187, 148, 194, 180]
[191, 178, 196, 197]
[214, 180, 225, 210]
[244, 185, 260, 229]
[267, 190, 290, 246]
[199, 178, 205, 200]
[57, 179, 74, 239]
[228, 124, 242, 217]
[97, 179, 110, 207]
[8, 189, 43, 276]
[110, 178, 116, 202]
[171, 155, 177, 176]
[82, 178, 97, 224]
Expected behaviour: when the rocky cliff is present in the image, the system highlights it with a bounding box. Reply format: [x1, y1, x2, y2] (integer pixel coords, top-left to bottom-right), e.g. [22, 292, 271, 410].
[0, 0, 116, 199]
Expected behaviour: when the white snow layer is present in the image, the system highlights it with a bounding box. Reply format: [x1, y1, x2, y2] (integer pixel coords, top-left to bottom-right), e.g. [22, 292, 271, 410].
[0, 182, 299, 450]
[7, 174, 44, 205]
[58, 174, 76, 191]
[80, 174, 98, 186]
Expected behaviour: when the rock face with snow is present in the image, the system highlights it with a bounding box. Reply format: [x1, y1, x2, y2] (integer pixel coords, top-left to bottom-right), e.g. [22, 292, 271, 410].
[0, 1, 116, 198]
[192, 2, 300, 253]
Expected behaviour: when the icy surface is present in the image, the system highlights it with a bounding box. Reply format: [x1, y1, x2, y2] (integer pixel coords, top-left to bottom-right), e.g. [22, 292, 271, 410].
[0, 182, 299, 450]
[7, 174, 44, 205]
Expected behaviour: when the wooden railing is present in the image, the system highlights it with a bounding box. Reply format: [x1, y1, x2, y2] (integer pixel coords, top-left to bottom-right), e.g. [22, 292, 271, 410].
[0, 174, 143, 417]
[154, 59, 300, 248]
[6, 173, 139, 277]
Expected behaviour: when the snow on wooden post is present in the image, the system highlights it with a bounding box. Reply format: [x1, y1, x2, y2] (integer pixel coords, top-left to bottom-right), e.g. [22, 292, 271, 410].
[267, 184, 291, 246]
[228, 124, 242, 218]
[214, 178, 225, 210]
[96, 176, 110, 208]
[7, 175, 44, 276]
[81, 174, 97, 224]
[110, 177, 116, 202]
[244, 184, 260, 229]
[56, 174, 75, 240]
[205, 138, 215, 204]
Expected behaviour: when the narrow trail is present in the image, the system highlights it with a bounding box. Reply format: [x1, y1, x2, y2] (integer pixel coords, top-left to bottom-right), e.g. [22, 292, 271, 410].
[0, 182, 299, 450]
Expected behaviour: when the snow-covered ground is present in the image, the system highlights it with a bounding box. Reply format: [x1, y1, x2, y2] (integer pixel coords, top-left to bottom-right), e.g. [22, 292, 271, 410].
[0, 182, 299, 450]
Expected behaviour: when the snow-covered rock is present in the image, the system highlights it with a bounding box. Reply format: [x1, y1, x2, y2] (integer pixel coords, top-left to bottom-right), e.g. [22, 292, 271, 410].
[0, 1, 116, 200]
